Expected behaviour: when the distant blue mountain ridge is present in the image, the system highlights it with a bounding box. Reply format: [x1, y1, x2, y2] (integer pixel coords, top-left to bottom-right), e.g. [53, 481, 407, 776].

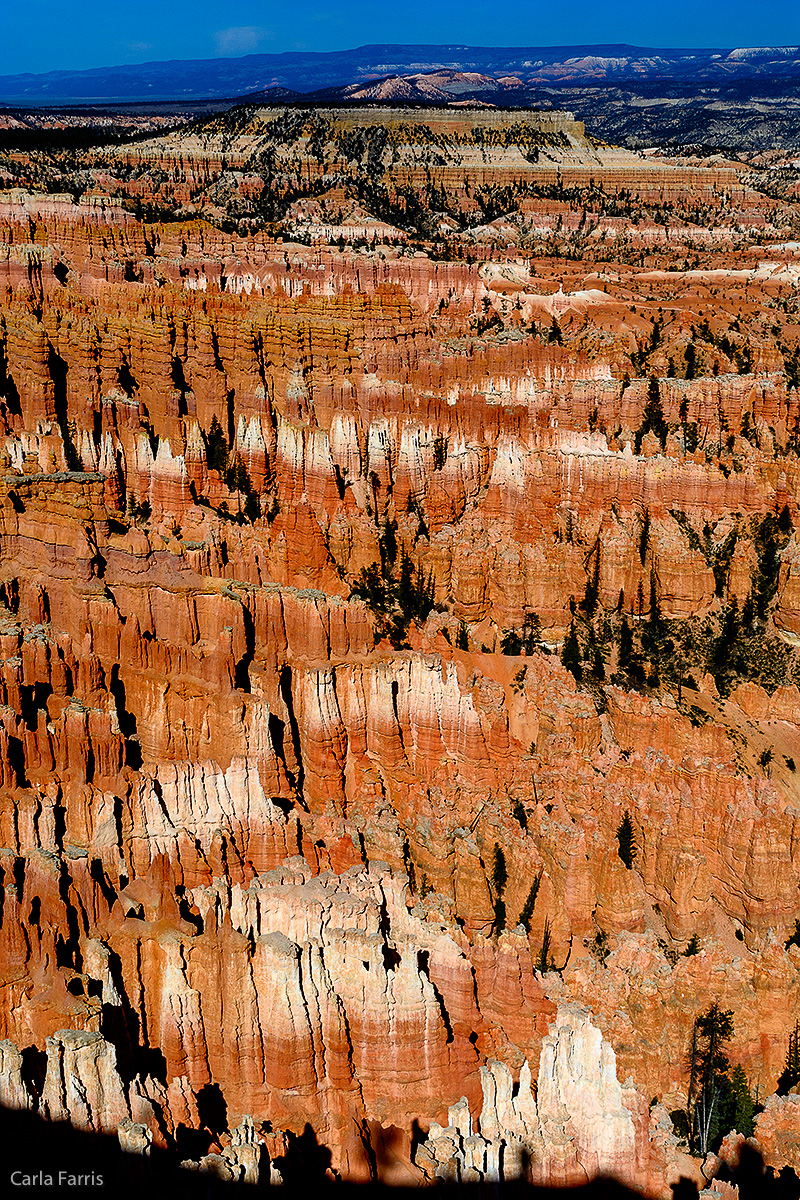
[1, 43, 800, 105]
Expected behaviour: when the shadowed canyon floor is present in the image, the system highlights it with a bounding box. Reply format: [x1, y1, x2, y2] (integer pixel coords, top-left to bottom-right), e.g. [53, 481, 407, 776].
[2, 104, 800, 1194]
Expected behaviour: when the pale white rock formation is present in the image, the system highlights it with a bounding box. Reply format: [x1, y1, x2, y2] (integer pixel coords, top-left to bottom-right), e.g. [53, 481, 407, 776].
[0, 1030, 280, 1184]
[181, 1153, 238, 1182]
[416, 1003, 640, 1186]
[223, 1115, 267, 1185]
[180, 1117, 273, 1185]
[699, 1183, 740, 1200]
[538, 1004, 637, 1180]
[0, 1039, 31, 1109]
[117, 1116, 153, 1155]
[40, 1029, 130, 1133]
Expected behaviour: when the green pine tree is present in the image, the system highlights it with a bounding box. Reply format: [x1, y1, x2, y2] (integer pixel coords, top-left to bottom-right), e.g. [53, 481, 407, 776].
[616, 811, 637, 869]
[518, 869, 543, 933]
[491, 844, 507, 897]
[618, 618, 634, 675]
[687, 1004, 735, 1155]
[779, 1021, 800, 1093]
[205, 414, 229, 472]
[635, 375, 668, 453]
[729, 1064, 755, 1136]
[536, 916, 553, 973]
[561, 621, 582, 682]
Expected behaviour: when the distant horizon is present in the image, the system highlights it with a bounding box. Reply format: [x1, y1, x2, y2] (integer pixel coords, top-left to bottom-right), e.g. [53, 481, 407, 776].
[2, 0, 798, 77]
[2, 39, 798, 81]
[4, 41, 755, 79]
[3, 36, 800, 110]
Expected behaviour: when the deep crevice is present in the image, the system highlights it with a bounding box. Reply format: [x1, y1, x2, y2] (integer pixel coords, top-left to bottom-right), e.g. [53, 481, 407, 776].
[278, 665, 304, 794]
[417, 950, 454, 1043]
[48, 347, 80, 470]
[234, 602, 255, 693]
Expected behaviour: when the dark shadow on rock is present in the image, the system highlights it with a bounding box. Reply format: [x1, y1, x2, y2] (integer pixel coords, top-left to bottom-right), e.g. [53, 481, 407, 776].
[272, 1121, 335, 1186]
[196, 1082, 228, 1140]
[715, 1143, 800, 1200]
[174, 1120, 212, 1162]
[371, 1121, 407, 1182]
[775, 1165, 800, 1200]
[5, 1099, 800, 1200]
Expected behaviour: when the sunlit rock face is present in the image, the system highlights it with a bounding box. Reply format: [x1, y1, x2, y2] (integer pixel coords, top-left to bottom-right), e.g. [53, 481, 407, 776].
[415, 1006, 645, 1187]
[0, 103, 800, 1190]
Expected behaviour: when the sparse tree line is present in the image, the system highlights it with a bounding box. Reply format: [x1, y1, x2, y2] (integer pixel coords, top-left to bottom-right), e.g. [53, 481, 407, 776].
[467, 812, 800, 1162]
[670, 1005, 800, 1157]
[488, 842, 563, 972]
[559, 504, 799, 718]
[123, 414, 263, 529]
[349, 518, 436, 649]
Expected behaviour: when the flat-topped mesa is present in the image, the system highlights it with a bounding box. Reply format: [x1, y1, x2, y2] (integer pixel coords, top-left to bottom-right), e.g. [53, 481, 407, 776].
[312, 105, 586, 138]
[94, 101, 751, 229]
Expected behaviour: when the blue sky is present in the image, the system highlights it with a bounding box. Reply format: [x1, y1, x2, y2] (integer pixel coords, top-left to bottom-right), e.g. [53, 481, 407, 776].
[2, 1, 799, 76]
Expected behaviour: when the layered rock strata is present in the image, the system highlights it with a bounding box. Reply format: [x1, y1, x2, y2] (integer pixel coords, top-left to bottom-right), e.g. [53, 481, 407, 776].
[0, 107, 799, 1193]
